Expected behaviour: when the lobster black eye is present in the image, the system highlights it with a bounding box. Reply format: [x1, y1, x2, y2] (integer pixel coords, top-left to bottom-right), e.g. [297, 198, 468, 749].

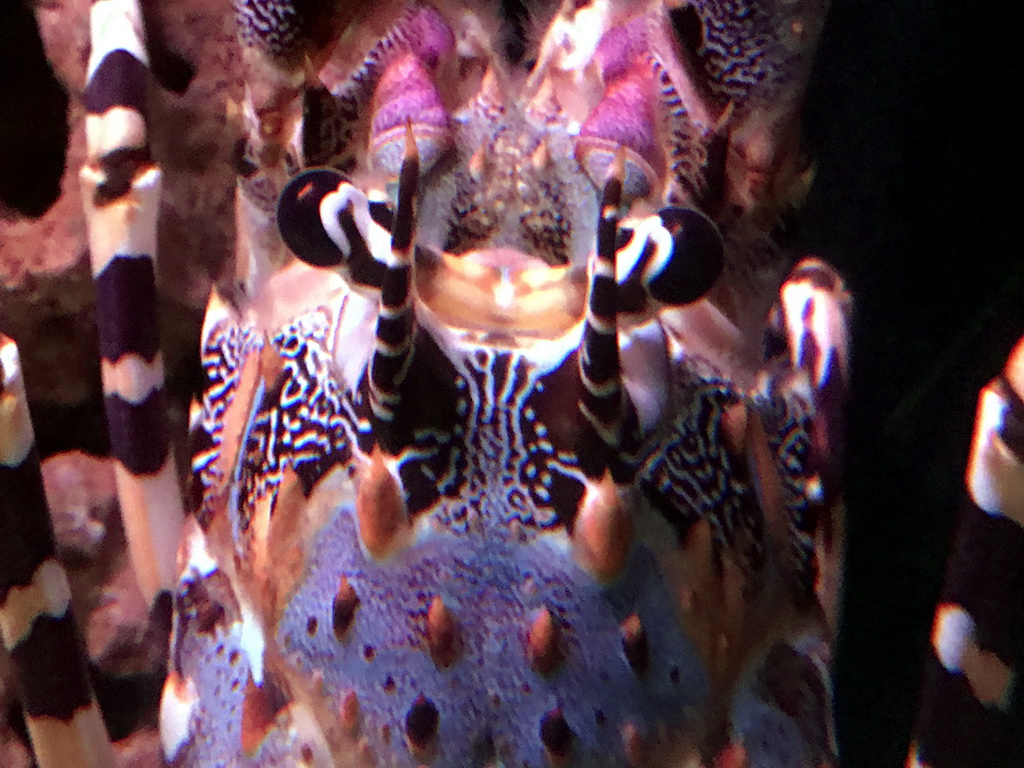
[643, 207, 724, 306]
[647, 207, 724, 305]
[276, 168, 347, 268]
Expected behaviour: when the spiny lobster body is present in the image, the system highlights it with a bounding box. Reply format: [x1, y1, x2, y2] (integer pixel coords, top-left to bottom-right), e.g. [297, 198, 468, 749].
[0, 1, 1012, 768]
[159, 2, 842, 766]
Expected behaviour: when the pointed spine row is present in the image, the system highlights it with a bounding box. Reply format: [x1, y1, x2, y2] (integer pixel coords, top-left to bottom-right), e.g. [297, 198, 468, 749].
[0, 336, 115, 768]
[80, 0, 184, 606]
[908, 336, 1024, 768]
[312, 569, 666, 762]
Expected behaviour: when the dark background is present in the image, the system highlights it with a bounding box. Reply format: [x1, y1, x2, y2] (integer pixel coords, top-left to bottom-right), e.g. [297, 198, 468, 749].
[801, 0, 1024, 764]
[3, 0, 1023, 765]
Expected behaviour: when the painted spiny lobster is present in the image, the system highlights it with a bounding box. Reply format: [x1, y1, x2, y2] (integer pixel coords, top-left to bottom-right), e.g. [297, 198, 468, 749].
[0, 1, 1020, 767]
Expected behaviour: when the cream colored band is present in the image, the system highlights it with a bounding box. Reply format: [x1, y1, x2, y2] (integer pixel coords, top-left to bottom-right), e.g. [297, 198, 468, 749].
[0, 559, 72, 650]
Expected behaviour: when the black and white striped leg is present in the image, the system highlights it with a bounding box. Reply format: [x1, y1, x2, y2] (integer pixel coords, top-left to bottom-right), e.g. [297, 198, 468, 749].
[81, 0, 184, 605]
[907, 336, 1024, 768]
[368, 126, 419, 455]
[0, 336, 115, 768]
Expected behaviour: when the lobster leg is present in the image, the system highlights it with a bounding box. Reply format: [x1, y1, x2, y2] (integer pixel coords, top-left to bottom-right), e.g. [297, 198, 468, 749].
[716, 260, 850, 768]
[907, 336, 1024, 767]
[0, 336, 115, 768]
[80, 0, 185, 606]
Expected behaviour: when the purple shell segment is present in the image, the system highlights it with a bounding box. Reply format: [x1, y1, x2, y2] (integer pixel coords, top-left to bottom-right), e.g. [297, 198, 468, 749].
[398, 4, 456, 69]
[366, 4, 455, 179]
[577, 71, 660, 200]
[592, 17, 654, 83]
[370, 52, 451, 178]
[575, 15, 668, 199]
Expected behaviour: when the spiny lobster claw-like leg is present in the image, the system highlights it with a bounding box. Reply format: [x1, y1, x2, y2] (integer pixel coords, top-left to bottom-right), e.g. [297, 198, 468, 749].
[714, 259, 849, 768]
[907, 337, 1024, 768]
[771, 259, 852, 508]
[80, 0, 186, 606]
[634, 249, 849, 767]
[762, 257, 852, 621]
[0, 336, 115, 768]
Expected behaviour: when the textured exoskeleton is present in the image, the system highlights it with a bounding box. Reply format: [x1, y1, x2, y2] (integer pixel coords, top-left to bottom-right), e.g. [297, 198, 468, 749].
[157, 2, 848, 767]
[6, 2, 1024, 768]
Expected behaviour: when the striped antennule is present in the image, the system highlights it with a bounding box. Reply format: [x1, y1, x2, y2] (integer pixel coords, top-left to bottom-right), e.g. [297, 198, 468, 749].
[368, 123, 420, 454]
[0, 336, 115, 768]
[907, 336, 1024, 768]
[576, 148, 638, 481]
[80, 0, 184, 604]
